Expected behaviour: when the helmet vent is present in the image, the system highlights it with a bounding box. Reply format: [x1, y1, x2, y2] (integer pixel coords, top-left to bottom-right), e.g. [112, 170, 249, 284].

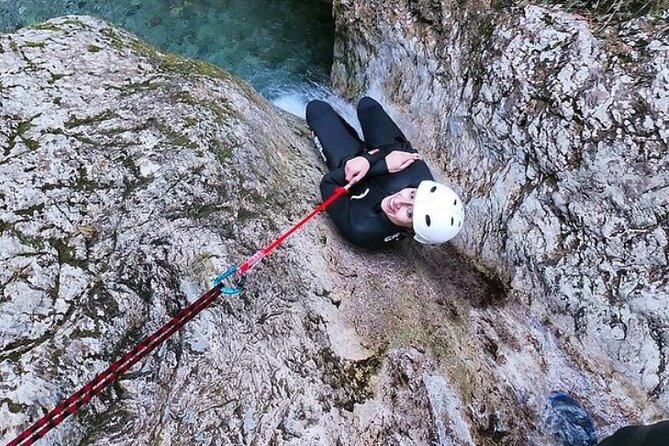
[451, 217, 454, 226]
[430, 186, 437, 193]
[425, 215, 431, 227]
[458, 220, 462, 227]
[454, 199, 457, 205]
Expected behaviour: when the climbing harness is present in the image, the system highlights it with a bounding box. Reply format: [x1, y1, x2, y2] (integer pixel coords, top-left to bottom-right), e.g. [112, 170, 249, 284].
[7, 184, 351, 446]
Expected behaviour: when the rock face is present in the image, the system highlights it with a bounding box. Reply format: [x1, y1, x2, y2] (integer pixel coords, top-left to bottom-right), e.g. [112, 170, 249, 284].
[1, 14, 569, 446]
[1, 8, 666, 446]
[0, 15, 450, 446]
[332, 0, 669, 437]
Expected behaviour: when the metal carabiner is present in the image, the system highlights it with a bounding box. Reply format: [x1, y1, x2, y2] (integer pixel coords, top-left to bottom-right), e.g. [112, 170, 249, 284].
[212, 265, 245, 295]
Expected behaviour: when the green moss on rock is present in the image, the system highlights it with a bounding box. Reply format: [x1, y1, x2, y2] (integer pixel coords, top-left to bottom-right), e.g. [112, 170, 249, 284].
[61, 18, 88, 28]
[65, 110, 117, 129]
[316, 347, 384, 411]
[100, 27, 234, 82]
[111, 79, 171, 94]
[1, 398, 28, 414]
[29, 22, 63, 32]
[49, 237, 88, 267]
[22, 41, 45, 49]
[24, 138, 39, 150]
[14, 229, 46, 250]
[211, 139, 233, 164]
[536, 0, 667, 19]
[48, 73, 67, 84]
[174, 90, 236, 123]
[17, 121, 31, 136]
[15, 203, 45, 218]
[143, 117, 197, 149]
[96, 24, 263, 104]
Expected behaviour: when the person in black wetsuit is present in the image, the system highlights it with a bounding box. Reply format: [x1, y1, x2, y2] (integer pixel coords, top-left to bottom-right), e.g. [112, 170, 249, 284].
[306, 96, 465, 250]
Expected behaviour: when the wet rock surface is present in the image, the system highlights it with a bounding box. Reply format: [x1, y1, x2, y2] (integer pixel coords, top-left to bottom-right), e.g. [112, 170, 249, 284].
[0, 14, 578, 446]
[332, 0, 669, 442]
[0, 16, 455, 446]
[2, 5, 667, 446]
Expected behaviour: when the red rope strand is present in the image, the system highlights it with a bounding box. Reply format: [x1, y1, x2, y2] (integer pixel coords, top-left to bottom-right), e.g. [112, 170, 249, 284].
[6, 184, 349, 446]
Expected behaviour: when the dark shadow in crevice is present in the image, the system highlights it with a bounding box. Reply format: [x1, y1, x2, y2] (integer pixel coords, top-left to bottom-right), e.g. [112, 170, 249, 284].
[402, 242, 509, 309]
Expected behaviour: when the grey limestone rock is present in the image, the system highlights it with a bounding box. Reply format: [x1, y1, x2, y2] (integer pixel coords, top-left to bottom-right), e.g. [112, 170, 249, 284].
[2, 13, 560, 446]
[332, 0, 669, 442]
[2, 5, 667, 446]
[0, 15, 451, 446]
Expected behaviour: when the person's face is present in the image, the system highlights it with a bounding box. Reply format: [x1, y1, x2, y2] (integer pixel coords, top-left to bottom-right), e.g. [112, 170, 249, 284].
[381, 188, 416, 228]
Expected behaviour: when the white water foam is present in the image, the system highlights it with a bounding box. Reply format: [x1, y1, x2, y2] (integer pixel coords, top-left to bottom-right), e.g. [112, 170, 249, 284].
[269, 83, 363, 136]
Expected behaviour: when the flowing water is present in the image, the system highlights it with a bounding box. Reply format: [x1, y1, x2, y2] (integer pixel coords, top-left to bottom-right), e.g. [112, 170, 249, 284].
[0, 0, 337, 116]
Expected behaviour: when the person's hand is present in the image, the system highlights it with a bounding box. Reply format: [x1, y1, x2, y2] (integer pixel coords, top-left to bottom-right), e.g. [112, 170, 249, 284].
[386, 151, 421, 173]
[344, 156, 370, 185]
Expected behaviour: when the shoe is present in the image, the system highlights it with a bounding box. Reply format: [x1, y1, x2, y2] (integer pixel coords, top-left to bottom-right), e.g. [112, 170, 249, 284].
[542, 392, 598, 446]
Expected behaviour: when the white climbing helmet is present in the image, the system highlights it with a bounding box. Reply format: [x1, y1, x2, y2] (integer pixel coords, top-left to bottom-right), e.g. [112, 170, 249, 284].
[412, 180, 465, 244]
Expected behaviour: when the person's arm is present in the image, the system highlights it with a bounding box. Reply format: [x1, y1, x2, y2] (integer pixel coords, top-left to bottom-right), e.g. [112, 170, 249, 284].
[365, 150, 421, 179]
[367, 156, 389, 177]
[320, 167, 355, 240]
[334, 142, 422, 187]
[337, 150, 393, 186]
[319, 169, 385, 249]
[358, 147, 386, 166]
[365, 141, 421, 178]
[354, 147, 388, 178]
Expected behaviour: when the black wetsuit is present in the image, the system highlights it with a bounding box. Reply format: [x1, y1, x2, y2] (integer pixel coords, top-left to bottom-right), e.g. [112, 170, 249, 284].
[597, 421, 669, 446]
[306, 97, 433, 250]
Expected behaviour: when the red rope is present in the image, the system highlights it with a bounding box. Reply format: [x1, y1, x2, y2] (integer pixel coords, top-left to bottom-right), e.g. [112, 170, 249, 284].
[6, 286, 222, 446]
[238, 185, 348, 275]
[6, 184, 349, 445]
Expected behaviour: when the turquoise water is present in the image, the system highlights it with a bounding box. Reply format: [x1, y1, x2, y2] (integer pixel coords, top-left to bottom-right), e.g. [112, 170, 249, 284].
[0, 0, 334, 100]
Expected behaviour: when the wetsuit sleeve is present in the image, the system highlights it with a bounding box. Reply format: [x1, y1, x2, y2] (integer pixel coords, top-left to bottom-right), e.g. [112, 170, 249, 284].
[365, 141, 417, 178]
[319, 168, 387, 250]
[402, 141, 418, 153]
[367, 157, 389, 177]
[320, 167, 355, 241]
[359, 147, 386, 166]
[357, 147, 389, 178]
[320, 166, 348, 196]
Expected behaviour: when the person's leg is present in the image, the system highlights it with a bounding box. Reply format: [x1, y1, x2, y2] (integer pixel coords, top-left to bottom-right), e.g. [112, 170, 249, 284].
[597, 420, 669, 446]
[357, 96, 408, 148]
[306, 100, 363, 170]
